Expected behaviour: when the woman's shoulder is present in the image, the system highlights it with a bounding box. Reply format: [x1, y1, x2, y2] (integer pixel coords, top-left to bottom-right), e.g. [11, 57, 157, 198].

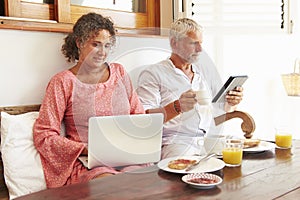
[109, 62, 127, 76]
[51, 70, 74, 81]
[48, 70, 75, 88]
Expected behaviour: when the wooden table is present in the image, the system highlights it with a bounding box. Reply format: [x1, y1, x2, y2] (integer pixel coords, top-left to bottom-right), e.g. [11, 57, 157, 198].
[17, 140, 300, 200]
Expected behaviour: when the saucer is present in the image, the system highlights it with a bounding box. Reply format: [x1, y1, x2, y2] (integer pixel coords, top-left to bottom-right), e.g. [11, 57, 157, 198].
[182, 173, 222, 189]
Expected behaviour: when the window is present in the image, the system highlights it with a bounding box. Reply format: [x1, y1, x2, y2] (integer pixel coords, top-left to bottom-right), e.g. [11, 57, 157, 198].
[180, 0, 293, 34]
[71, 0, 146, 13]
[172, 0, 296, 70]
[0, 0, 160, 34]
[0, 0, 4, 16]
[172, 0, 297, 76]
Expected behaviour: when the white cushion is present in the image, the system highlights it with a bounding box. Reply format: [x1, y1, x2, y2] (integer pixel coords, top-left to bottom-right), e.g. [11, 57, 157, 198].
[0, 111, 46, 199]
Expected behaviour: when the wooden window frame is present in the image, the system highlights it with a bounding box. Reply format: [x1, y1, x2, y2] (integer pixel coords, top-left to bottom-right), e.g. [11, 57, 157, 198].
[0, 0, 160, 35]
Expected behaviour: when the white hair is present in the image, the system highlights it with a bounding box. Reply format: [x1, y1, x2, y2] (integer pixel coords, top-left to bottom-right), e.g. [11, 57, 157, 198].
[170, 18, 203, 40]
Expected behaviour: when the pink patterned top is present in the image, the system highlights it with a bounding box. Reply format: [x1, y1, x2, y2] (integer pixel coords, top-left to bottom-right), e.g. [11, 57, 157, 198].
[33, 63, 144, 188]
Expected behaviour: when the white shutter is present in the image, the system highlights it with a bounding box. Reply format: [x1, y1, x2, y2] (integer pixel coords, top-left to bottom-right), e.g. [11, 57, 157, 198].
[181, 0, 293, 34]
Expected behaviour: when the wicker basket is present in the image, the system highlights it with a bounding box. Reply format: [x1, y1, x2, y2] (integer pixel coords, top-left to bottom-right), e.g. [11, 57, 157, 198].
[281, 59, 300, 96]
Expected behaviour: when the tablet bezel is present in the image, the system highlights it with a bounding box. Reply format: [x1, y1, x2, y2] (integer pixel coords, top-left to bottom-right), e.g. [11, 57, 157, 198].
[212, 75, 248, 103]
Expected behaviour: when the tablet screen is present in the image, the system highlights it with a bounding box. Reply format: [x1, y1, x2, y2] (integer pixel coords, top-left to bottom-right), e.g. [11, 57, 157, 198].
[212, 75, 248, 103]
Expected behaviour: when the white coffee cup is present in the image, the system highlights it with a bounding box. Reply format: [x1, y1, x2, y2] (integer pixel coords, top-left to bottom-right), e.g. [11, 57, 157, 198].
[203, 135, 226, 155]
[195, 90, 212, 105]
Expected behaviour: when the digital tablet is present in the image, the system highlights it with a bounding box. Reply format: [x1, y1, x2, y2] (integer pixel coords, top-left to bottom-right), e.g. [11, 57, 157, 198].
[212, 75, 248, 103]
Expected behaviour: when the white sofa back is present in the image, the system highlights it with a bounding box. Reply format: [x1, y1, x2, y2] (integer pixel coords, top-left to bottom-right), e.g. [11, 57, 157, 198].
[0, 30, 170, 106]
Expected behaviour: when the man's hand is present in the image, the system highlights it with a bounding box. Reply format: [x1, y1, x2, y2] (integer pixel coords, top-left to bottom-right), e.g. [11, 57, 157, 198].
[226, 86, 243, 106]
[178, 90, 197, 112]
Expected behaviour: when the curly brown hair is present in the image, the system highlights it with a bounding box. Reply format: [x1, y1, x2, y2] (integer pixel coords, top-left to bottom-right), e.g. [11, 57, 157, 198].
[61, 12, 116, 62]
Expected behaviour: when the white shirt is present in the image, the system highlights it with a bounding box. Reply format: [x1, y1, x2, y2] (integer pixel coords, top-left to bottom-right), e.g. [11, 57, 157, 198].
[137, 56, 224, 146]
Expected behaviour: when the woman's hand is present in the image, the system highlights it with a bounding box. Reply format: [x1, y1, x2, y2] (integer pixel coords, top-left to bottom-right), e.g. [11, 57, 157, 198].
[81, 147, 88, 156]
[95, 173, 114, 178]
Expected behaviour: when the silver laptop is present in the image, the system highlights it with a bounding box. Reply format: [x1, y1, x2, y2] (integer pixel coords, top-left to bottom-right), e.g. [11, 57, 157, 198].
[79, 113, 163, 169]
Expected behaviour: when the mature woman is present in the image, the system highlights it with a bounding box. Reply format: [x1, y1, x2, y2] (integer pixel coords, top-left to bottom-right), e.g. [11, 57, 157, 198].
[33, 12, 144, 188]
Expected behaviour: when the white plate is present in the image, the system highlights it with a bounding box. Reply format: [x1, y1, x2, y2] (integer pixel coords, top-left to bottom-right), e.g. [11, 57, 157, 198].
[182, 173, 222, 189]
[243, 141, 275, 153]
[157, 155, 225, 174]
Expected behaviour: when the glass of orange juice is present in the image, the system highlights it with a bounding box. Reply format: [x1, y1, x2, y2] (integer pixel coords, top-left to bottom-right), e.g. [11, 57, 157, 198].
[222, 139, 243, 167]
[275, 127, 292, 149]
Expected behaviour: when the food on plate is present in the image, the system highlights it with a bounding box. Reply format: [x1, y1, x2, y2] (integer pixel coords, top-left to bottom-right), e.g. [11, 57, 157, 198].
[182, 173, 223, 188]
[188, 177, 218, 184]
[243, 139, 260, 148]
[168, 159, 197, 170]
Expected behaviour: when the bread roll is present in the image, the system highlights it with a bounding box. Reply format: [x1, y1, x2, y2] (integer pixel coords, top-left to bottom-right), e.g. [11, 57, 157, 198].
[243, 139, 260, 148]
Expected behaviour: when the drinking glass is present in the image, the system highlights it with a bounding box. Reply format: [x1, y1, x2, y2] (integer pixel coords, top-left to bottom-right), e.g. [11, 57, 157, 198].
[275, 127, 292, 149]
[222, 139, 243, 167]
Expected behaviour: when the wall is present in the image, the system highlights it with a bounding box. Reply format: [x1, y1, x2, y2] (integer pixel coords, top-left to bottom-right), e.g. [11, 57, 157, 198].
[194, 1, 300, 140]
[219, 33, 300, 140]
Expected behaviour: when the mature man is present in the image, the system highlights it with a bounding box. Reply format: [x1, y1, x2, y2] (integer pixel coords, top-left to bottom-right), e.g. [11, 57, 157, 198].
[137, 18, 243, 158]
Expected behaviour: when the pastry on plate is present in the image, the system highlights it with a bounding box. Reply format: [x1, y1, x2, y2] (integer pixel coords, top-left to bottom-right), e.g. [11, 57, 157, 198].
[168, 159, 197, 170]
[243, 139, 260, 148]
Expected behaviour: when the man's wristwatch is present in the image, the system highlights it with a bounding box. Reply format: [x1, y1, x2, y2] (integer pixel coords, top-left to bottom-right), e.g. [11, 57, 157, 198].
[173, 100, 182, 114]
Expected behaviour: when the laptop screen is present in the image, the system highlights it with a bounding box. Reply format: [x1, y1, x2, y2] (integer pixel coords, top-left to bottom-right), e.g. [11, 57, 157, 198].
[87, 113, 163, 169]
